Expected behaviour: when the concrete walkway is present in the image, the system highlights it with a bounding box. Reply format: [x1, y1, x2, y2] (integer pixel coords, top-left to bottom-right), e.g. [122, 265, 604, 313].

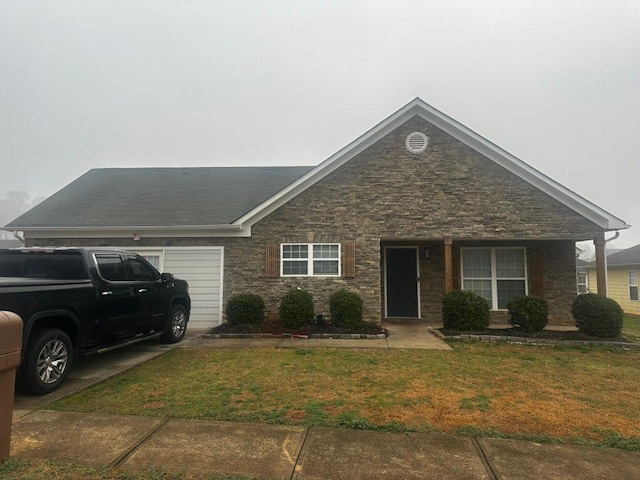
[10, 327, 640, 479]
[10, 410, 640, 479]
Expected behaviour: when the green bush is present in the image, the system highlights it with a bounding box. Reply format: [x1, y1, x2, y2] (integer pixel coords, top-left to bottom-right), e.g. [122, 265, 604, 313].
[442, 290, 490, 331]
[571, 293, 623, 338]
[329, 290, 364, 329]
[279, 288, 315, 329]
[507, 295, 549, 332]
[225, 294, 265, 324]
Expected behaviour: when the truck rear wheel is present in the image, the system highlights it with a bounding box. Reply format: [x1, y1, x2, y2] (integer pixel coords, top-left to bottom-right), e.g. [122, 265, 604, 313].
[19, 328, 73, 395]
[160, 305, 188, 344]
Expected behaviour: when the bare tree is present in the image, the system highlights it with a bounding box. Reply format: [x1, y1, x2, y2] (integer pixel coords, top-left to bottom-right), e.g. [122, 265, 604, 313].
[0, 191, 32, 239]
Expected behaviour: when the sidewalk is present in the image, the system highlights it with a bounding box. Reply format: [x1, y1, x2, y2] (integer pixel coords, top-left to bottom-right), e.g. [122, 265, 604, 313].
[10, 410, 640, 479]
[10, 325, 640, 479]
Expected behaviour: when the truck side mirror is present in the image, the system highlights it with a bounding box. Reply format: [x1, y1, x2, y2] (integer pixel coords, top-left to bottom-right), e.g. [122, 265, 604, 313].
[161, 272, 174, 283]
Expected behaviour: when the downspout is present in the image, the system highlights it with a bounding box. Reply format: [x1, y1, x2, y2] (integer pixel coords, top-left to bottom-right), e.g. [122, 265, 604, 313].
[12, 231, 25, 244]
[600, 231, 620, 296]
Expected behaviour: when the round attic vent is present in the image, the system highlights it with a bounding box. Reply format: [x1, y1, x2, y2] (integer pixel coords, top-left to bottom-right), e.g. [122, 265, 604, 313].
[405, 132, 428, 153]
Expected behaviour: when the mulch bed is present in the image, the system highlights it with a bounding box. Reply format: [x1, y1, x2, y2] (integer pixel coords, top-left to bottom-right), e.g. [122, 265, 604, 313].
[439, 327, 634, 343]
[209, 319, 387, 336]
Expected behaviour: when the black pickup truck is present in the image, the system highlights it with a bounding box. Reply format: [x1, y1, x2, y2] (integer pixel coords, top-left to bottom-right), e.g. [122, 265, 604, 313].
[0, 247, 190, 395]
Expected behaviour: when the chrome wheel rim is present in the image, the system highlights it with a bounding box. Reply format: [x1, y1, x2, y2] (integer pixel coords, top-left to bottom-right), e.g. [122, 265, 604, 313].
[37, 339, 69, 385]
[172, 310, 186, 338]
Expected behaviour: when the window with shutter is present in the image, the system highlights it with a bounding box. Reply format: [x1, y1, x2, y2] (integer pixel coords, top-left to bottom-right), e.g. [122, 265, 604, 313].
[280, 243, 341, 277]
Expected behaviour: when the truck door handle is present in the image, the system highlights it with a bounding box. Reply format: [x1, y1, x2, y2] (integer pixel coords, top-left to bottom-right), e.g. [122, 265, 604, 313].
[101, 291, 113, 296]
[138, 288, 148, 293]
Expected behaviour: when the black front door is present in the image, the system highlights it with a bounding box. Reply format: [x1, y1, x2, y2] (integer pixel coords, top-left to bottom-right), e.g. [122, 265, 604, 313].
[385, 247, 419, 318]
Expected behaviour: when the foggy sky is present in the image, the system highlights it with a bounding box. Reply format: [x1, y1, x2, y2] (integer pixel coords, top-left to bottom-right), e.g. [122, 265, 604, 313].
[1, 1, 639, 249]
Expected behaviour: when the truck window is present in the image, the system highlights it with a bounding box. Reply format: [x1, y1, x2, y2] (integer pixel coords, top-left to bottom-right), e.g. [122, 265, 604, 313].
[126, 257, 159, 282]
[0, 253, 88, 280]
[95, 254, 128, 281]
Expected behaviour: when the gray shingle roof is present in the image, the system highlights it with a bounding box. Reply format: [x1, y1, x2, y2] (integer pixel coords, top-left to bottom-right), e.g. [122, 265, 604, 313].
[5, 167, 313, 228]
[605, 244, 640, 266]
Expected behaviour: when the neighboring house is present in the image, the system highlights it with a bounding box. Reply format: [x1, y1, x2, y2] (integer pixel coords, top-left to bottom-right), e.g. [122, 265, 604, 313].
[576, 258, 590, 294]
[4, 98, 629, 328]
[0, 239, 23, 248]
[585, 244, 640, 316]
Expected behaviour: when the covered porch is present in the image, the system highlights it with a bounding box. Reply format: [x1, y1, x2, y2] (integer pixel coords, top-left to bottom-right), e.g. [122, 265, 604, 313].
[380, 236, 609, 326]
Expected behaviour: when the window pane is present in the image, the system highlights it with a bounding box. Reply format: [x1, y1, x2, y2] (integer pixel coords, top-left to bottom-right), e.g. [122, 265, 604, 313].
[283, 261, 308, 275]
[313, 244, 339, 259]
[143, 255, 161, 270]
[96, 255, 128, 281]
[463, 279, 492, 303]
[496, 249, 525, 278]
[283, 245, 308, 259]
[629, 271, 638, 300]
[127, 258, 158, 281]
[462, 249, 491, 278]
[313, 260, 338, 275]
[497, 279, 526, 309]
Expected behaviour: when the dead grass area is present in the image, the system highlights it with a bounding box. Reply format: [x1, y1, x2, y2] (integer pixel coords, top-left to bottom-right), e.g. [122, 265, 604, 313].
[51, 342, 640, 448]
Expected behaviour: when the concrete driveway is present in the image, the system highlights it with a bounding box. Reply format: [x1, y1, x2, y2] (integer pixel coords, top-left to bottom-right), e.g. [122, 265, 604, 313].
[13, 331, 201, 416]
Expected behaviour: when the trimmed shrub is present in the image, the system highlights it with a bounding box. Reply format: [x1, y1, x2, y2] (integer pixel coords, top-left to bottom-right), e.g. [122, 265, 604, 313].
[507, 295, 549, 332]
[279, 288, 315, 329]
[225, 294, 265, 324]
[330, 290, 364, 329]
[571, 293, 623, 338]
[442, 290, 490, 331]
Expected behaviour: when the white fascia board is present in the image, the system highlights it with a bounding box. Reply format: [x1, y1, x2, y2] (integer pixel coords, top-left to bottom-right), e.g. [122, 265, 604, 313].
[233, 101, 419, 227]
[414, 102, 630, 231]
[17, 224, 251, 239]
[234, 97, 629, 232]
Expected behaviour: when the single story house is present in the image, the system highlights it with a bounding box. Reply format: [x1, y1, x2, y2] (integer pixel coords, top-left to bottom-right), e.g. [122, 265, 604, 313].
[584, 244, 640, 316]
[4, 98, 629, 329]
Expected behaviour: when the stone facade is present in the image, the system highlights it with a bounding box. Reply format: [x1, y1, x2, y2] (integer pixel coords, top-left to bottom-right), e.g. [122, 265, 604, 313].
[32, 115, 603, 325]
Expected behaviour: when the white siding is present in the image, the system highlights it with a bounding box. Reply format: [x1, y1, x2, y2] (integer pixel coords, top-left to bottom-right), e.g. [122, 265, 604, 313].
[135, 247, 224, 329]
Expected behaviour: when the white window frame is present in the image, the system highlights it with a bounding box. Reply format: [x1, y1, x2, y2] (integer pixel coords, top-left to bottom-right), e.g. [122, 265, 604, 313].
[629, 270, 638, 301]
[577, 271, 589, 294]
[135, 249, 165, 272]
[461, 247, 528, 310]
[280, 243, 341, 277]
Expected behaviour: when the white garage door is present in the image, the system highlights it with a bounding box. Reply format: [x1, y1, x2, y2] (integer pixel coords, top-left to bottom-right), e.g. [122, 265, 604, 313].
[136, 247, 223, 330]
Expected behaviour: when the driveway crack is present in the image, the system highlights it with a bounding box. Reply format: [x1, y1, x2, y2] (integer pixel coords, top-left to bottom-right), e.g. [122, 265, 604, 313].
[108, 417, 171, 468]
[472, 437, 499, 480]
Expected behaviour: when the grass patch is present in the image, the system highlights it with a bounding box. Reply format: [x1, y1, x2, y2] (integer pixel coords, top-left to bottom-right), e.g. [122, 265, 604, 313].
[0, 459, 252, 480]
[50, 343, 640, 450]
[623, 315, 640, 341]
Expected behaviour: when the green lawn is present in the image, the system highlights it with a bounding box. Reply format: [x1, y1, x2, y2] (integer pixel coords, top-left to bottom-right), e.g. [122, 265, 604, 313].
[50, 342, 640, 450]
[623, 314, 640, 341]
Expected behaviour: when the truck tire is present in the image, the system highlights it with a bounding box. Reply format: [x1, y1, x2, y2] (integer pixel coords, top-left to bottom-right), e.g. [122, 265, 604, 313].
[19, 328, 73, 395]
[160, 305, 188, 344]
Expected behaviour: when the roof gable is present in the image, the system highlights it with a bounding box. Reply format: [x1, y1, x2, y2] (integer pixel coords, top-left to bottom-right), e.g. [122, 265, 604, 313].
[236, 98, 629, 232]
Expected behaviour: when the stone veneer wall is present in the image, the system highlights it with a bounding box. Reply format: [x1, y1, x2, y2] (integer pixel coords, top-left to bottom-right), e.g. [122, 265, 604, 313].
[30, 116, 603, 325]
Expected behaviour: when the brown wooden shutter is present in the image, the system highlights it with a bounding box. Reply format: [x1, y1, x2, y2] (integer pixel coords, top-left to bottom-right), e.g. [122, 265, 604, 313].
[452, 247, 461, 290]
[530, 251, 544, 297]
[342, 241, 355, 278]
[265, 243, 279, 278]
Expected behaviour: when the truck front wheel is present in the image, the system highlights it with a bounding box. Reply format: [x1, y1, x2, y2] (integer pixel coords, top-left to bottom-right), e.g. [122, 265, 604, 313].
[20, 328, 73, 395]
[160, 305, 188, 344]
